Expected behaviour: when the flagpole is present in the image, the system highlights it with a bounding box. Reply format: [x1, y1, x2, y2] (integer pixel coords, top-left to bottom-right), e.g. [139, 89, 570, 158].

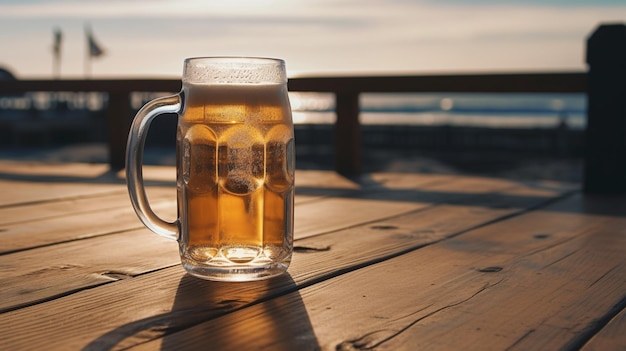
[52, 28, 62, 79]
[85, 25, 91, 78]
[53, 52, 60, 79]
[85, 23, 105, 78]
[85, 46, 91, 79]
[53, 54, 60, 79]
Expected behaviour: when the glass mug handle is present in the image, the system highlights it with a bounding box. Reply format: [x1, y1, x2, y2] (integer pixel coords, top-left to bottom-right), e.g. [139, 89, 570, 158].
[126, 94, 181, 240]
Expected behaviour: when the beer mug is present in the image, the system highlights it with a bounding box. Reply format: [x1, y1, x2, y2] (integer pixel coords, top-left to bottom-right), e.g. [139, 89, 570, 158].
[126, 57, 295, 281]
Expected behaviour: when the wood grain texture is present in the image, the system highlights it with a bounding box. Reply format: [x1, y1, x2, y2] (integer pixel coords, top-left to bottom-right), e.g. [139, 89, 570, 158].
[0, 180, 120, 207]
[5, 162, 618, 351]
[0, 228, 180, 313]
[0, 188, 174, 226]
[0, 197, 175, 254]
[0, 161, 172, 207]
[0, 180, 569, 350]
[581, 307, 626, 351]
[129, 194, 625, 351]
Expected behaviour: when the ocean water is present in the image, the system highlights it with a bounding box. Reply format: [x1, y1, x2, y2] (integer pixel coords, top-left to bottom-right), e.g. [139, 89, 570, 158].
[0, 91, 586, 130]
[289, 92, 586, 129]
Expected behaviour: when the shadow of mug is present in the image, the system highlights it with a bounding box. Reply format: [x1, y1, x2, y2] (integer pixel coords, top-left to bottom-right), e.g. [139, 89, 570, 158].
[82, 273, 319, 350]
[160, 273, 319, 350]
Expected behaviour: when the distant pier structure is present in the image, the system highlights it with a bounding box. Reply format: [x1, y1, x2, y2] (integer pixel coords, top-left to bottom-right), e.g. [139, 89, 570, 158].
[0, 67, 108, 146]
[0, 67, 16, 81]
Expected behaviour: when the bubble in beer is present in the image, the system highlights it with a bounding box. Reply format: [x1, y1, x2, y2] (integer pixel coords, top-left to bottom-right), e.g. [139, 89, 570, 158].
[218, 125, 264, 195]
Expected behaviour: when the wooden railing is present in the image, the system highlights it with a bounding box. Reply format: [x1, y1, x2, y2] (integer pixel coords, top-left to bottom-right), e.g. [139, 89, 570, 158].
[0, 79, 181, 170]
[0, 23, 624, 193]
[0, 72, 587, 171]
[288, 72, 587, 176]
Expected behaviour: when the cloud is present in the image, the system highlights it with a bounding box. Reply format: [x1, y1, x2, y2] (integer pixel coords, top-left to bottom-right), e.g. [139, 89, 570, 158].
[1, 0, 624, 77]
[0, 0, 341, 19]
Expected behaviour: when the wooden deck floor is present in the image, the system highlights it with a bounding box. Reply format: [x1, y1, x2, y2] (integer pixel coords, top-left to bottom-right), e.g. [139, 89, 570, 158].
[0, 161, 624, 350]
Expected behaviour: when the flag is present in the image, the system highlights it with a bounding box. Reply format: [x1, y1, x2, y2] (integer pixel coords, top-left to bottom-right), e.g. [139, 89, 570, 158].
[52, 27, 63, 78]
[53, 28, 62, 57]
[86, 25, 105, 58]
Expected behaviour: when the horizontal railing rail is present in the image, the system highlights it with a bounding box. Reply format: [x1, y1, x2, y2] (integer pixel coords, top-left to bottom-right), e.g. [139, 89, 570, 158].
[0, 79, 181, 94]
[0, 72, 588, 95]
[288, 72, 587, 93]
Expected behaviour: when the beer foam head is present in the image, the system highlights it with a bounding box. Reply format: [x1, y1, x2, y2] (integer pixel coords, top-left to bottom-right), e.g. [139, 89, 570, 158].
[183, 57, 287, 84]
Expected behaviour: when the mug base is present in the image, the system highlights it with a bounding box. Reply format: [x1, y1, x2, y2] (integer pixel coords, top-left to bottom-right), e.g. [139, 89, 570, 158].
[182, 261, 289, 282]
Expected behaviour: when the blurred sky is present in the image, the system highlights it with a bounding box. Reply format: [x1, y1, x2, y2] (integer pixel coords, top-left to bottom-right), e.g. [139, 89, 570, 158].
[0, 0, 624, 78]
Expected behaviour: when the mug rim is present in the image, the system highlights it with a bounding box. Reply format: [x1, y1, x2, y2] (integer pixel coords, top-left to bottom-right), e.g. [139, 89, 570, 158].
[182, 56, 287, 84]
[184, 56, 285, 65]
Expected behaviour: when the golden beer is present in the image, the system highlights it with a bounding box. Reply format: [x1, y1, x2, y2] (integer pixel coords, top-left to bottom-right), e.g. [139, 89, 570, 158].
[178, 83, 294, 271]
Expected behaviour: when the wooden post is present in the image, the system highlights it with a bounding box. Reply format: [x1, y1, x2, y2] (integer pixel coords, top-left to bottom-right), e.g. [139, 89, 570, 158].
[107, 92, 132, 170]
[334, 93, 361, 176]
[584, 24, 626, 193]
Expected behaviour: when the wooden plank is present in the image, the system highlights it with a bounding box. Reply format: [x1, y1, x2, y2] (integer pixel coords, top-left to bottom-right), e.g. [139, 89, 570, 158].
[0, 189, 173, 226]
[0, 168, 342, 252]
[1, 168, 540, 253]
[0, 162, 175, 207]
[0, 181, 570, 350]
[287, 72, 587, 93]
[130, 194, 626, 351]
[295, 173, 570, 239]
[0, 173, 560, 314]
[0, 164, 359, 208]
[294, 196, 428, 239]
[0, 183, 562, 316]
[0, 166, 358, 251]
[0, 180, 120, 207]
[0, 73, 586, 95]
[0, 161, 177, 182]
[0, 196, 175, 254]
[293, 169, 367, 204]
[366, 213, 626, 350]
[294, 172, 455, 204]
[0, 228, 179, 313]
[0, 79, 181, 94]
[0, 161, 111, 178]
[581, 308, 626, 351]
[0, 179, 378, 253]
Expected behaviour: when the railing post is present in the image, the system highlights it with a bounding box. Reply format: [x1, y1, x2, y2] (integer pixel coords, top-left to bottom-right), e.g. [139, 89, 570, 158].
[335, 92, 361, 176]
[584, 23, 626, 193]
[107, 92, 132, 170]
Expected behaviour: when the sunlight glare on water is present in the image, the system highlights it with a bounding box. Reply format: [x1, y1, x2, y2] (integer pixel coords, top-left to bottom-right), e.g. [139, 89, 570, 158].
[288, 92, 586, 129]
